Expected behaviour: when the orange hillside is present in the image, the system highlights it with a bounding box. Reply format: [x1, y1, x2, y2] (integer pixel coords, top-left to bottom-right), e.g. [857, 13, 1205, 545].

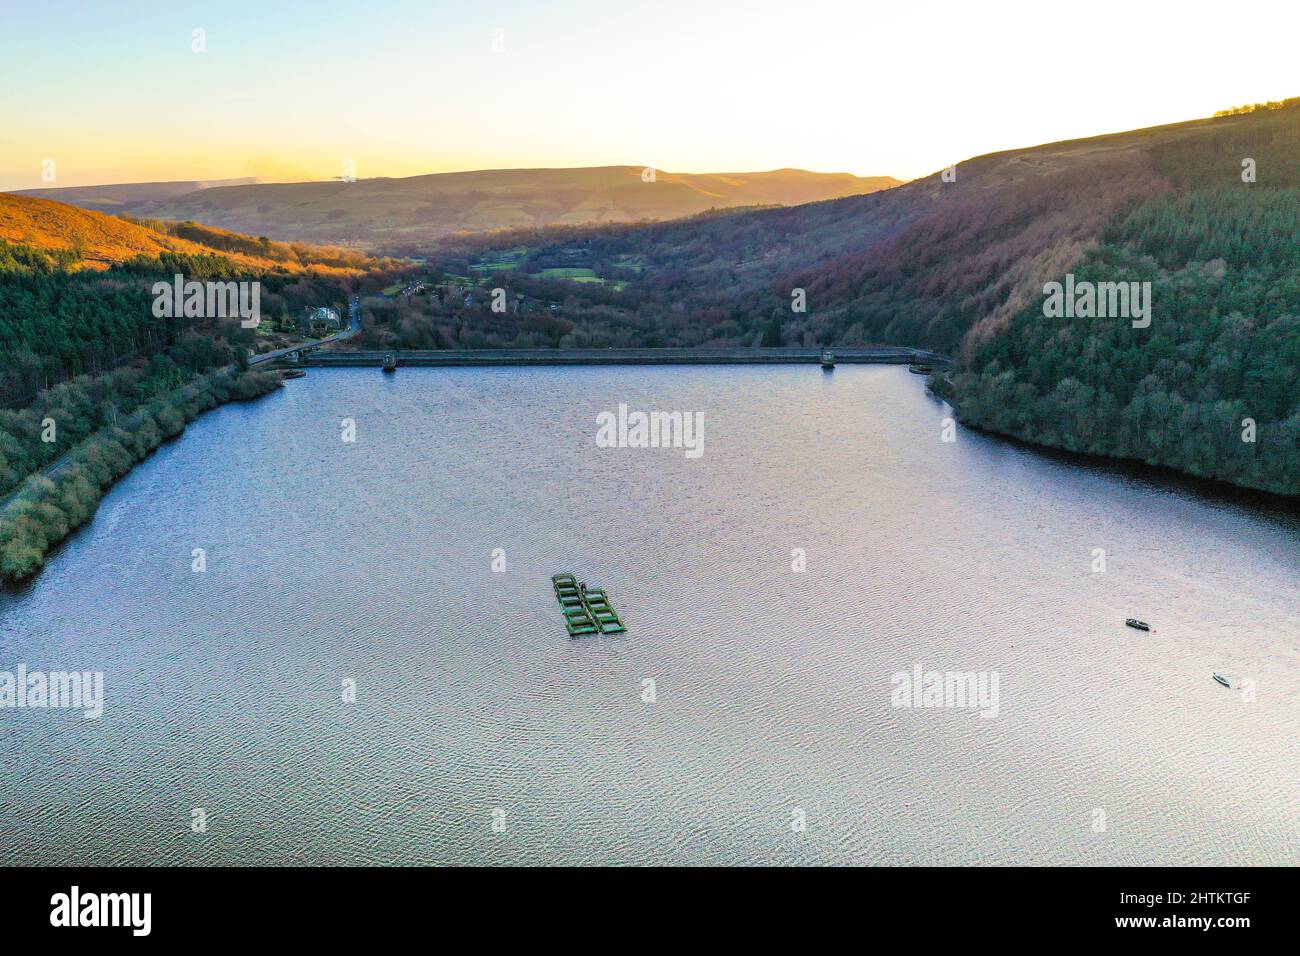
[0, 193, 366, 274]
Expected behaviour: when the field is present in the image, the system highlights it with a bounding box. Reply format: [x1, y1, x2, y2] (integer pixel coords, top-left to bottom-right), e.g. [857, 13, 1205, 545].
[538, 267, 601, 281]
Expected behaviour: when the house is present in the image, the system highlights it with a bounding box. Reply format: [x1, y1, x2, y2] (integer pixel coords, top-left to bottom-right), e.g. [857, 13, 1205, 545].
[302, 306, 342, 336]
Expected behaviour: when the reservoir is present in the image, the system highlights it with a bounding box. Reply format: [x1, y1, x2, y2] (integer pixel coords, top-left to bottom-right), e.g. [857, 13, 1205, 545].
[1, 365, 1296, 865]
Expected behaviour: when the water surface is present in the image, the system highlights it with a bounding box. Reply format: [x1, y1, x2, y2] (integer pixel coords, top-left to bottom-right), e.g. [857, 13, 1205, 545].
[1, 366, 1296, 865]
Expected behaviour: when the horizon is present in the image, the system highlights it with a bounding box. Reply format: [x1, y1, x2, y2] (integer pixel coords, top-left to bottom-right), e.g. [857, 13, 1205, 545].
[1, 0, 1296, 192]
[8, 163, 900, 193]
[5, 100, 1288, 196]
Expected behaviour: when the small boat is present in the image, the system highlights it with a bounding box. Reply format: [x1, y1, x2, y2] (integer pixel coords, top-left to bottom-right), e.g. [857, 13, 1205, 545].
[1125, 618, 1150, 631]
[820, 350, 835, 369]
[1212, 672, 1231, 688]
[280, 368, 306, 379]
[908, 364, 934, 375]
[381, 353, 397, 373]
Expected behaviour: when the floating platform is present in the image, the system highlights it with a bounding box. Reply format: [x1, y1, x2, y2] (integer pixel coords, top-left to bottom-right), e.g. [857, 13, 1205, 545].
[551, 573, 627, 637]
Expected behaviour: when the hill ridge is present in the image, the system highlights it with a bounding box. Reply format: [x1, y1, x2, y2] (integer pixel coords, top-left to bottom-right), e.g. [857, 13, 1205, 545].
[13, 166, 903, 248]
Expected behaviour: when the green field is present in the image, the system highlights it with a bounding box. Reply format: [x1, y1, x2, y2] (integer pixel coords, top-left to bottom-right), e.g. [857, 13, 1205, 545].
[537, 267, 598, 279]
[540, 266, 618, 287]
[460, 259, 627, 290]
[611, 254, 647, 272]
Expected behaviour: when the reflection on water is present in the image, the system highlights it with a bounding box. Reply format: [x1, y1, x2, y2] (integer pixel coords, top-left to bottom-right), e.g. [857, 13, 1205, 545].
[1, 366, 1296, 865]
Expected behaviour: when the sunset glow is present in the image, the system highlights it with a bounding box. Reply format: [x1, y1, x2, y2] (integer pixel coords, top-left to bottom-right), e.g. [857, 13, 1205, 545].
[2, 0, 1296, 189]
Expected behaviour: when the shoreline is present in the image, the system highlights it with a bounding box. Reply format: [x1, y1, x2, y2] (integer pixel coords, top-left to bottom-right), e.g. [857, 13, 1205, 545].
[953, 415, 1300, 510]
[0, 367, 284, 586]
[928, 371, 1296, 503]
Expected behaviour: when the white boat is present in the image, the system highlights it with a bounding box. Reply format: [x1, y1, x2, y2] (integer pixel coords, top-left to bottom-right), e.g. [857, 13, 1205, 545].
[1212, 672, 1231, 688]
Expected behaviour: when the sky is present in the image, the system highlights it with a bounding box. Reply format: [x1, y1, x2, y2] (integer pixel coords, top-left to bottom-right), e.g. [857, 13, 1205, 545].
[1, 0, 1296, 190]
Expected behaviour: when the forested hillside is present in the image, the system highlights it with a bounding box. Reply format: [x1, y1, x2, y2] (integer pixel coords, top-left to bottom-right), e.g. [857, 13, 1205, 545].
[0, 208, 386, 580]
[408, 120, 1208, 350]
[0, 236, 364, 407]
[945, 104, 1300, 495]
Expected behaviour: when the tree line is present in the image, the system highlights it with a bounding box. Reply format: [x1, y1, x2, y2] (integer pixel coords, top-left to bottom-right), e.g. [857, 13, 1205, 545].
[946, 184, 1300, 496]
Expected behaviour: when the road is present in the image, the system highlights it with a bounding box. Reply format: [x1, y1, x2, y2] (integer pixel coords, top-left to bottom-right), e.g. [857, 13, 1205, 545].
[249, 294, 361, 366]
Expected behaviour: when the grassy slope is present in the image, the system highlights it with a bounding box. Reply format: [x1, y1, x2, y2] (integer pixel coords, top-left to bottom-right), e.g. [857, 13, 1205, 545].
[12, 178, 256, 212]
[98, 166, 902, 246]
[0, 193, 371, 274]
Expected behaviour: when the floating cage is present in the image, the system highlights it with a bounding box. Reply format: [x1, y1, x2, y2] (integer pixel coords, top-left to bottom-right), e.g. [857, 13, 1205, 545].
[551, 573, 627, 637]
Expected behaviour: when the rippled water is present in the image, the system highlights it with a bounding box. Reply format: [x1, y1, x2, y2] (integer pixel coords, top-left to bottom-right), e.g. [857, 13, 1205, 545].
[1, 365, 1296, 865]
